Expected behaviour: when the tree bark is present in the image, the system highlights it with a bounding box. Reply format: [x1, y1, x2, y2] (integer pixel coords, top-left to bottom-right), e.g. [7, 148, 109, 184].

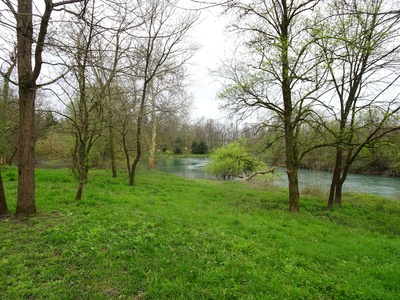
[328, 148, 343, 209]
[130, 108, 144, 186]
[15, 0, 36, 216]
[281, 3, 300, 213]
[16, 87, 37, 216]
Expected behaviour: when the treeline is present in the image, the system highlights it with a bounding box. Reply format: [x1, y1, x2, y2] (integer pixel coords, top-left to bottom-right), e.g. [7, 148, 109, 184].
[0, 90, 241, 166]
[239, 122, 400, 177]
[2, 91, 398, 178]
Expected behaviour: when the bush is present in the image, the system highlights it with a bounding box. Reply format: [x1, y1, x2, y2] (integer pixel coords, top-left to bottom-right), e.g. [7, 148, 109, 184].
[205, 138, 265, 180]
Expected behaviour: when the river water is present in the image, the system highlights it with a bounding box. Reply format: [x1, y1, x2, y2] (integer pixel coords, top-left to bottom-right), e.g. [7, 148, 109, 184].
[155, 157, 400, 199]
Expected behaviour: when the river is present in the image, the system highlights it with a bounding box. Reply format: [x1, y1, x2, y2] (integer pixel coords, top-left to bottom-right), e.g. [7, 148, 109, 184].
[155, 157, 400, 200]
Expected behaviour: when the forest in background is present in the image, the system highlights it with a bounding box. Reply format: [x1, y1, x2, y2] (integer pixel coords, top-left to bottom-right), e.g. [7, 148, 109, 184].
[1, 91, 399, 177]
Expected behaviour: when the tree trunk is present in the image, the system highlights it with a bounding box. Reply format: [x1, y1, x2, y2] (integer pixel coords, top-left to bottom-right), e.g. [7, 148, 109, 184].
[334, 180, 343, 206]
[0, 172, 8, 216]
[109, 119, 117, 178]
[287, 166, 300, 212]
[75, 179, 85, 201]
[281, 15, 300, 212]
[16, 87, 37, 216]
[335, 162, 350, 207]
[8, 148, 18, 166]
[328, 148, 343, 209]
[148, 86, 157, 170]
[15, 0, 36, 217]
[130, 114, 142, 186]
[73, 135, 89, 200]
[130, 78, 148, 185]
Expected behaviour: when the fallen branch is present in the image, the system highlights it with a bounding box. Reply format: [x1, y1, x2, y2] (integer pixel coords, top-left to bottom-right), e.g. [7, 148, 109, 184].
[238, 168, 276, 181]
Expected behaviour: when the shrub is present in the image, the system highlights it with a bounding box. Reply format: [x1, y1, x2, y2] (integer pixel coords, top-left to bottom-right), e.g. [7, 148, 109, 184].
[205, 138, 264, 180]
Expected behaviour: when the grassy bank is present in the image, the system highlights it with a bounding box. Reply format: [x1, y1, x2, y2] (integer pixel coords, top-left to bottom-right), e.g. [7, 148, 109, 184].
[1, 167, 399, 299]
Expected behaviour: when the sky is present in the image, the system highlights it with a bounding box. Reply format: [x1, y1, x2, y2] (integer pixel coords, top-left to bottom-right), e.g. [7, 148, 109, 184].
[186, 7, 231, 121]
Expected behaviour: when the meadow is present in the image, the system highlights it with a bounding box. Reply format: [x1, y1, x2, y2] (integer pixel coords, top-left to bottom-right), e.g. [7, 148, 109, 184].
[1, 167, 399, 299]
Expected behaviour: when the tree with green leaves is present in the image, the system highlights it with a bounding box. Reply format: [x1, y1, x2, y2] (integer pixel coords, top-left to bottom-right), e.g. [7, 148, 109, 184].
[315, 0, 400, 209]
[218, 0, 324, 211]
[205, 138, 268, 180]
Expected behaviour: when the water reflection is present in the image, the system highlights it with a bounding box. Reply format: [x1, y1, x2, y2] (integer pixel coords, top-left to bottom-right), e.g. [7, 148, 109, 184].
[155, 157, 214, 179]
[155, 157, 400, 199]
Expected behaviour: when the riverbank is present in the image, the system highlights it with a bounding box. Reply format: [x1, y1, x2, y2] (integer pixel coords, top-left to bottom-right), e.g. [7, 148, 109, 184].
[1, 168, 399, 299]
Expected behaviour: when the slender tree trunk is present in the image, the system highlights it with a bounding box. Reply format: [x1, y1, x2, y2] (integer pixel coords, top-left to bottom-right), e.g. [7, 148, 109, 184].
[108, 107, 117, 178]
[148, 122, 157, 170]
[73, 130, 89, 200]
[8, 148, 18, 166]
[76, 179, 85, 201]
[122, 133, 131, 176]
[130, 113, 143, 186]
[335, 162, 350, 207]
[334, 181, 343, 206]
[148, 84, 157, 170]
[109, 127, 117, 178]
[129, 78, 149, 185]
[328, 148, 343, 209]
[0, 172, 8, 216]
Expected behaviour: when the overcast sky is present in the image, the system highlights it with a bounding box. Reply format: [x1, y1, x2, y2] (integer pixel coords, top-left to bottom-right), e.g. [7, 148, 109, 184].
[187, 7, 230, 121]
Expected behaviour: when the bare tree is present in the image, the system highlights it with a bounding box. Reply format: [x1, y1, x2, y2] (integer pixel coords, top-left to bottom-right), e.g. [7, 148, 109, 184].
[50, 0, 136, 199]
[91, 1, 135, 177]
[126, 0, 199, 186]
[0, 0, 86, 216]
[146, 68, 192, 170]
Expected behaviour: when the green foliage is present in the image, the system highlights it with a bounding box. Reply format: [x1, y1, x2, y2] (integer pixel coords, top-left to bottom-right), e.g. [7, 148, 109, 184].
[205, 139, 264, 180]
[191, 140, 208, 154]
[0, 168, 399, 299]
[173, 137, 183, 154]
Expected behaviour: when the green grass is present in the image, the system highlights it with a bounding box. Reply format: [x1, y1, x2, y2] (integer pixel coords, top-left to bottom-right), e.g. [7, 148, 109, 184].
[1, 167, 399, 299]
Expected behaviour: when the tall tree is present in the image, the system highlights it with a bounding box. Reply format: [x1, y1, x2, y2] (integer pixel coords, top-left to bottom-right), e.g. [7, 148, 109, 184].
[55, 0, 133, 199]
[0, 0, 86, 216]
[316, 0, 400, 209]
[219, 0, 323, 212]
[146, 68, 192, 170]
[127, 0, 198, 185]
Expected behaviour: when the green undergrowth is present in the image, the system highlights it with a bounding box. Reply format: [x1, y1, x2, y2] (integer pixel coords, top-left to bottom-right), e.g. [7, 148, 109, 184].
[1, 167, 399, 299]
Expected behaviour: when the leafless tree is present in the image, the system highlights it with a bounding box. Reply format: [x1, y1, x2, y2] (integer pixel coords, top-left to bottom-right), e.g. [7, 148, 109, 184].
[145, 68, 192, 170]
[126, 0, 199, 186]
[54, 0, 135, 199]
[0, 0, 87, 216]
